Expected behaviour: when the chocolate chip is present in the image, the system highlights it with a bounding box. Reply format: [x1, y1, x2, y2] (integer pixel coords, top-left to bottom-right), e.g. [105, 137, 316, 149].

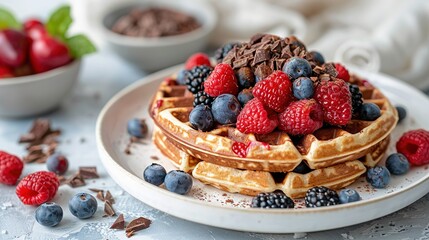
[79, 167, 99, 179]
[110, 214, 125, 230]
[96, 191, 105, 201]
[103, 200, 116, 217]
[105, 190, 115, 204]
[66, 173, 86, 188]
[126, 217, 151, 233]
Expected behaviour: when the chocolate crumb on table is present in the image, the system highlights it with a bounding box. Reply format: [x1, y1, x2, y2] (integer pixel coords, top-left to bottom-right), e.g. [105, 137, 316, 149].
[105, 190, 115, 204]
[78, 166, 99, 179]
[110, 214, 125, 230]
[125, 217, 152, 233]
[66, 173, 86, 188]
[103, 200, 116, 217]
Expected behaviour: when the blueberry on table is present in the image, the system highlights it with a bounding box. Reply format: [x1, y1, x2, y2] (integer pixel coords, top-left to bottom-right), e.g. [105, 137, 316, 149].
[127, 118, 148, 138]
[69, 193, 98, 219]
[338, 189, 361, 204]
[35, 202, 63, 227]
[282, 57, 312, 80]
[386, 153, 410, 175]
[143, 163, 167, 186]
[46, 153, 69, 175]
[293, 77, 314, 99]
[189, 105, 214, 132]
[366, 166, 390, 188]
[395, 106, 407, 123]
[164, 170, 193, 195]
[360, 102, 381, 121]
[211, 94, 241, 125]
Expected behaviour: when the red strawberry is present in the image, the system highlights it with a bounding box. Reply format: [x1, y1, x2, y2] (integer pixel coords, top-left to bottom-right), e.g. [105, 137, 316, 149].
[335, 63, 350, 82]
[204, 63, 238, 97]
[396, 129, 429, 166]
[185, 53, 211, 70]
[16, 171, 59, 205]
[0, 29, 29, 67]
[24, 18, 47, 40]
[236, 98, 278, 134]
[0, 65, 14, 78]
[314, 78, 352, 125]
[252, 70, 293, 112]
[30, 35, 72, 73]
[279, 99, 323, 135]
[0, 151, 23, 185]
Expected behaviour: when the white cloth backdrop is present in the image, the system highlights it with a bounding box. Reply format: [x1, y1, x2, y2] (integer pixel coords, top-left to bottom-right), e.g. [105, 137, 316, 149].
[71, 0, 429, 90]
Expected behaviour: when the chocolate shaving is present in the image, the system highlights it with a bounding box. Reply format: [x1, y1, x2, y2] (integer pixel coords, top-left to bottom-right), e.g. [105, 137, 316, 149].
[103, 200, 116, 217]
[66, 173, 86, 188]
[110, 214, 125, 230]
[125, 217, 151, 233]
[79, 167, 99, 179]
[105, 190, 115, 204]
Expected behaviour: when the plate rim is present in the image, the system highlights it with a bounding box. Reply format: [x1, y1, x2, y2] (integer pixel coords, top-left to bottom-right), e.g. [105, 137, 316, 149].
[95, 64, 429, 232]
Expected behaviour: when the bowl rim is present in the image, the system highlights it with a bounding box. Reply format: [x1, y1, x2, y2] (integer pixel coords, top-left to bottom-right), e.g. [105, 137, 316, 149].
[99, 0, 217, 47]
[0, 60, 81, 86]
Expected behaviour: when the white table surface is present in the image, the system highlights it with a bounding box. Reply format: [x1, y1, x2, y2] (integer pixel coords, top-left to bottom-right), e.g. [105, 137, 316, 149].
[1, 1, 429, 239]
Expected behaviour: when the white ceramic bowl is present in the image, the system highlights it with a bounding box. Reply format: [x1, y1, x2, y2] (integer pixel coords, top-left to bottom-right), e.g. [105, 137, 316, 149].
[0, 60, 81, 118]
[99, 0, 217, 72]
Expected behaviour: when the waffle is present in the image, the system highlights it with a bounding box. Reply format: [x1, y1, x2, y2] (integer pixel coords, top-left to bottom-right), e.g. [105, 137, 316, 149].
[149, 75, 397, 172]
[153, 128, 389, 198]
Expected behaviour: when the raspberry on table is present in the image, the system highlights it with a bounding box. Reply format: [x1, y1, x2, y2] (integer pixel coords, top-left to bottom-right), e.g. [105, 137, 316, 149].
[185, 65, 213, 94]
[0, 151, 23, 185]
[184, 52, 211, 70]
[396, 129, 429, 166]
[335, 63, 350, 82]
[278, 99, 324, 136]
[16, 171, 60, 205]
[314, 78, 352, 126]
[204, 63, 238, 97]
[236, 98, 278, 134]
[252, 71, 293, 113]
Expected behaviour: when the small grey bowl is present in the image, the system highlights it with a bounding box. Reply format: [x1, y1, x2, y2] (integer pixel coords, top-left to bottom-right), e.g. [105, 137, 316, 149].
[0, 60, 81, 118]
[99, 0, 217, 72]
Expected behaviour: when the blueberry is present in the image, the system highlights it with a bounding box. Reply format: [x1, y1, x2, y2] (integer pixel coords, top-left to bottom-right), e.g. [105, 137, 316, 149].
[237, 89, 254, 106]
[386, 153, 410, 175]
[211, 94, 241, 125]
[69, 193, 98, 219]
[293, 77, 314, 99]
[46, 153, 69, 175]
[143, 163, 167, 186]
[176, 69, 188, 85]
[395, 106, 407, 123]
[338, 189, 361, 204]
[309, 51, 325, 65]
[360, 103, 381, 121]
[292, 162, 312, 174]
[366, 166, 390, 188]
[236, 67, 255, 89]
[35, 202, 63, 227]
[189, 105, 214, 131]
[283, 57, 312, 80]
[164, 170, 193, 195]
[127, 118, 148, 138]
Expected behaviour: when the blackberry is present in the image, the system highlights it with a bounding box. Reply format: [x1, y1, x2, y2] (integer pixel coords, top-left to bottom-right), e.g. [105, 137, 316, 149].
[214, 42, 239, 63]
[251, 192, 294, 209]
[185, 65, 213, 94]
[349, 84, 363, 115]
[305, 186, 340, 208]
[193, 91, 214, 107]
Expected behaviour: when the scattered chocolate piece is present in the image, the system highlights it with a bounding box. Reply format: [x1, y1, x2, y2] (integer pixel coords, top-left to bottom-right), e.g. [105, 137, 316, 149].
[125, 217, 152, 233]
[103, 201, 116, 217]
[110, 214, 125, 230]
[96, 191, 105, 201]
[105, 190, 115, 204]
[79, 167, 99, 179]
[126, 230, 135, 238]
[150, 156, 159, 160]
[88, 188, 104, 193]
[66, 173, 86, 188]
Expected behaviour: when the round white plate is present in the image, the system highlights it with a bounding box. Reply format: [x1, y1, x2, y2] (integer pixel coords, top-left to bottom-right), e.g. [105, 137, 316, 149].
[96, 65, 429, 233]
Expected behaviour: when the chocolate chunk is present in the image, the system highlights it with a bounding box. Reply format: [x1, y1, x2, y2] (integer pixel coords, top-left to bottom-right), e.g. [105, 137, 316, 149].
[254, 64, 273, 81]
[79, 167, 99, 179]
[89, 188, 104, 193]
[105, 190, 115, 204]
[232, 58, 248, 69]
[103, 201, 116, 217]
[125, 217, 152, 233]
[96, 191, 105, 201]
[126, 230, 135, 238]
[66, 173, 86, 188]
[249, 33, 265, 44]
[110, 214, 125, 230]
[253, 49, 271, 65]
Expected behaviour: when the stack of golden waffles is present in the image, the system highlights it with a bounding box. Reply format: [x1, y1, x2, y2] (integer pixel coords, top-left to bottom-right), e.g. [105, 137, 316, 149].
[149, 35, 398, 198]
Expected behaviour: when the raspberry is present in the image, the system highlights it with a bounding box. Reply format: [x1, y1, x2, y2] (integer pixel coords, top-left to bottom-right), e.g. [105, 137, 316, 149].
[236, 98, 278, 134]
[335, 63, 350, 82]
[278, 99, 324, 135]
[314, 78, 352, 125]
[0, 151, 23, 185]
[396, 129, 429, 166]
[184, 53, 211, 70]
[16, 171, 59, 205]
[252, 71, 293, 112]
[232, 142, 247, 158]
[204, 63, 238, 97]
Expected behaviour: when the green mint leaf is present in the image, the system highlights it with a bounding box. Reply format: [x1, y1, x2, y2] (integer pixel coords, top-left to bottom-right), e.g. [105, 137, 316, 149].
[66, 34, 97, 58]
[0, 8, 20, 30]
[46, 5, 72, 40]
